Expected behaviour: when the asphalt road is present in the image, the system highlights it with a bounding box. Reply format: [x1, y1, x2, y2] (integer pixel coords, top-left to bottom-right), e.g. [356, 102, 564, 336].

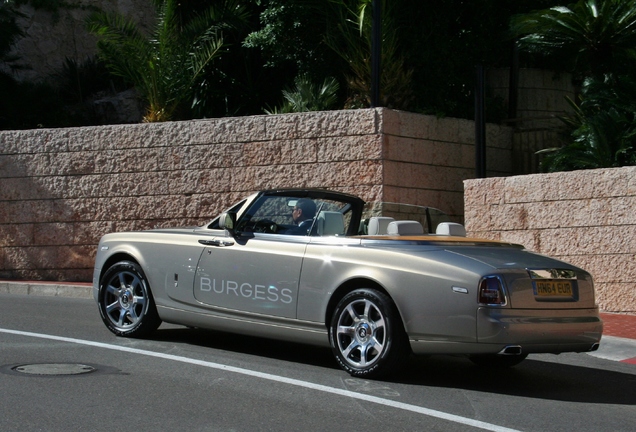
[1, 293, 635, 432]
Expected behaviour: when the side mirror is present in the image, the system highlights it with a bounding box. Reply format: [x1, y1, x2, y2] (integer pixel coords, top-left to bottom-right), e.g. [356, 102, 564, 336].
[218, 212, 236, 236]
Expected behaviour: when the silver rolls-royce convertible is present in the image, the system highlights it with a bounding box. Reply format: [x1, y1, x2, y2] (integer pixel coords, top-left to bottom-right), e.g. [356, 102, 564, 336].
[93, 189, 603, 377]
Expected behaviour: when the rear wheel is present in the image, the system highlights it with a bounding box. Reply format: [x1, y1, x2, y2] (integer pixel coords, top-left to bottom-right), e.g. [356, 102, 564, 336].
[329, 289, 409, 378]
[98, 261, 161, 338]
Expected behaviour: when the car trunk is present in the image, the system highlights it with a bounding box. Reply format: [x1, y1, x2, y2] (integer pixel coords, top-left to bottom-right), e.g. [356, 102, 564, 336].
[444, 246, 597, 310]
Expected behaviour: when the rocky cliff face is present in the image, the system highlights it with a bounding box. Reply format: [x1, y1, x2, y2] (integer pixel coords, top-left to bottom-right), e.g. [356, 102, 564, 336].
[9, 1, 155, 82]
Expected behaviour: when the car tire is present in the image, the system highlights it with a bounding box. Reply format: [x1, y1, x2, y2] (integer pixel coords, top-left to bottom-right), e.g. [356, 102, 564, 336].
[329, 288, 410, 378]
[98, 260, 161, 338]
[469, 353, 528, 368]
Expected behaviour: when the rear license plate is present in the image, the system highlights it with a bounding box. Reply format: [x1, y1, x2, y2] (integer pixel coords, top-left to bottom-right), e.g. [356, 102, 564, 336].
[533, 280, 573, 297]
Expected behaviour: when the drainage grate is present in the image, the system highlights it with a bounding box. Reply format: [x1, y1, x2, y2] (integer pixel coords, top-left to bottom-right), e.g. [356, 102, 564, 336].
[12, 363, 96, 376]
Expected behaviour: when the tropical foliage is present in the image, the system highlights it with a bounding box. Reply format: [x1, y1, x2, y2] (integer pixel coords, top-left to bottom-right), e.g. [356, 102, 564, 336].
[539, 76, 636, 170]
[87, 0, 248, 122]
[242, 0, 564, 119]
[2, 0, 575, 128]
[513, 0, 636, 171]
[265, 75, 339, 114]
[511, 0, 636, 78]
[243, 0, 328, 73]
[325, 0, 413, 109]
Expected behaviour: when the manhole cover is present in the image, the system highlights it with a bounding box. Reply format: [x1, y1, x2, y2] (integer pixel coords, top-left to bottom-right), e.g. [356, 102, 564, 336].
[12, 363, 96, 376]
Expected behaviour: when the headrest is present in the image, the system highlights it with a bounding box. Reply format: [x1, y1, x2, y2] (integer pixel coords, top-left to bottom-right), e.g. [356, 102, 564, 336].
[317, 211, 345, 236]
[387, 220, 424, 236]
[367, 217, 395, 235]
[435, 222, 466, 237]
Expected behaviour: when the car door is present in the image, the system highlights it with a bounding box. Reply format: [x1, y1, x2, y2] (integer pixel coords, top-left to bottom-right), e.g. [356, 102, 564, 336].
[193, 232, 308, 319]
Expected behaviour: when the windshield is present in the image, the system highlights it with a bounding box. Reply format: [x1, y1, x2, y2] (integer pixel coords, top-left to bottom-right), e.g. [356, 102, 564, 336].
[236, 193, 355, 236]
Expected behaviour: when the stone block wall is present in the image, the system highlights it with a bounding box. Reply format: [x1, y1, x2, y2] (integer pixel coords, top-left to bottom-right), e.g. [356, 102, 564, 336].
[489, 68, 576, 175]
[464, 167, 636, 313]
[489, 68, 575, 129]
[0, 108, 512, 282]
[381, 110, 512, 219]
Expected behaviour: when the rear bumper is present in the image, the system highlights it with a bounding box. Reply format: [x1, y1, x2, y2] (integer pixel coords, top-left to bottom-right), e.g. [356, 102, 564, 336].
[409, 307, 602, 356]
[476, 306, 603, 353]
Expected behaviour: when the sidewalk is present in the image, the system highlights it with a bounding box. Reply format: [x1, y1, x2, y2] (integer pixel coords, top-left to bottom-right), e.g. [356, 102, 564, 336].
[591, 312, 636, 365]
[1, 280, 635, 364]
[599, 312, 636, 339]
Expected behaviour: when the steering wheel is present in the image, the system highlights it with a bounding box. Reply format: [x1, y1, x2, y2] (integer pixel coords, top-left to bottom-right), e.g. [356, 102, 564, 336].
[248, 219, 279, 233]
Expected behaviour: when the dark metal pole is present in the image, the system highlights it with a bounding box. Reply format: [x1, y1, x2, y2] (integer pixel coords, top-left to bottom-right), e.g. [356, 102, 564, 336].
[475, 64, 486, 178]
[508, 43, 519, 120]
[371, 0, 381, 107]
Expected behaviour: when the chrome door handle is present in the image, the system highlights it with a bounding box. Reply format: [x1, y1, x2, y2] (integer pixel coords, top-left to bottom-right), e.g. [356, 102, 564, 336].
[198, 239, 234, 247]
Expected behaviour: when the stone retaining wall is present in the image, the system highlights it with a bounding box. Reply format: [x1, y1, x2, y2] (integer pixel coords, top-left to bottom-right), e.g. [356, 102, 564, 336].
[0, 108, 512, 281]
[464, 167, 636, 313]
[489, 68, 576, 175]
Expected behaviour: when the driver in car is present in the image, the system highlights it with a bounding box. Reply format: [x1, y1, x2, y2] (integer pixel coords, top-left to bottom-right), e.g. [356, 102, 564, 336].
[289, 198, 316, 235]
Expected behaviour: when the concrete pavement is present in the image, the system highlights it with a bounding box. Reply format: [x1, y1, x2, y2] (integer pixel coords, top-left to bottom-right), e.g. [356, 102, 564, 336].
[2, 280, 635, 365]
[588, 312, 636, 365]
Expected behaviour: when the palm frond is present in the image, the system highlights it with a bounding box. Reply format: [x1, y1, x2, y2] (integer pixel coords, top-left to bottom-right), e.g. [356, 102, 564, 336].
[326, 0, 412, 109]
[512, 0, 636, 77]
[541, 75, 636, 171]
[87, 0, 237, 122]
[271, 75, 340, 113]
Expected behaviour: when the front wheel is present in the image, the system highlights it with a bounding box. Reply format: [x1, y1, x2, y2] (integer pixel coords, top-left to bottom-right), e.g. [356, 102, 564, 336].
[98, 260, 161, 338]
[329, 289, 410, 378]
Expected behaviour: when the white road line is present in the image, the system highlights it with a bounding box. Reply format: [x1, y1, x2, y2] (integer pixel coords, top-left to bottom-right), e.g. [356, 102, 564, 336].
[0, 327, 521, 432]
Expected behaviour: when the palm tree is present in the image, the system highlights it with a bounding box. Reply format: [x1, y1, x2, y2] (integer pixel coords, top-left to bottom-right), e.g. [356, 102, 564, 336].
[326, 0, 413, 109]
[539, 75, 636, 171]
[511, 0, 636, 78]
[265, 75, 340, 114]
[87, 0, 248, 122]
[512, 0, 636, 170]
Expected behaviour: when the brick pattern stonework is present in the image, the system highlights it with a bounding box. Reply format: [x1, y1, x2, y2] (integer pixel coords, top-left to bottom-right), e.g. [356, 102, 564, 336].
[489, 68, 576, 175]
[464, 167, 636, 313]
[0, 108, 512, 282]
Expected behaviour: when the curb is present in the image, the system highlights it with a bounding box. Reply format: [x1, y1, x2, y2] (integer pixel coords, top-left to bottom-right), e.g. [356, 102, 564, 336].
[587, 335, 636, 365]
[0, 281, 92, 299]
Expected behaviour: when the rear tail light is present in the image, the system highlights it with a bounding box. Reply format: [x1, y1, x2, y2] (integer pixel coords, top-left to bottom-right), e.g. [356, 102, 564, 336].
[478, 276, 507, 305]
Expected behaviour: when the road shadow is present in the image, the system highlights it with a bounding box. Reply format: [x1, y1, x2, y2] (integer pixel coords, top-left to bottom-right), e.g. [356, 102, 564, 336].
[149, 326, 338, 370]
[149, 325, 636, 406]
[391, 354, 636, 405]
